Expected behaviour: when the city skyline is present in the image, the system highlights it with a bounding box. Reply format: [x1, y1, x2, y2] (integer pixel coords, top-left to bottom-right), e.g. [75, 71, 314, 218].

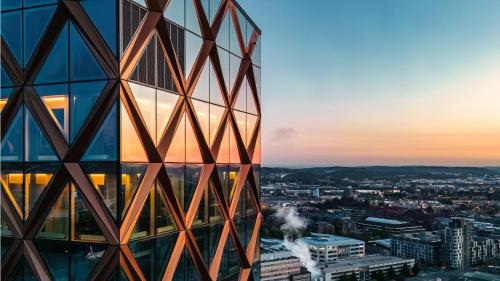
[240, 0, 500, 166]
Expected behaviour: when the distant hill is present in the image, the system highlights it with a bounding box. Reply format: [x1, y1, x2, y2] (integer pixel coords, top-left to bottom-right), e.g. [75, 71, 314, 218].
[261, 166, 500, 183]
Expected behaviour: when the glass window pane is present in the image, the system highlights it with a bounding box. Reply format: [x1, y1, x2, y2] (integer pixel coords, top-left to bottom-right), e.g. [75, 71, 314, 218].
[229, 123, 240, 163]
[1, 66, 13, 87]
[129, 82, 156, 143]
[23, 0, 57, 8]
[164, 0, 185, 27]
[229, 10, 241, 57]
[130, 186, 154, 240]
[72, 184, 105, 242]
[186, 113, 202, 163]
[1, 0, 21, 11]
[216, 123, 230, 163]
[80, 0, 117, 56]
[233, 110, 246, 146]
[70, 244, 108, 280]
[165, 164, 185, 209]
[252, 131, 261, 164]
[1, 11, 22, 66]
[185, 32, 203, 78]
[81, 163, 118, 219]
[82, 103, 117, 161]
[23, 6, 57, 67]
[70, 23, 106, 81]
[120, 101, 148, 162]
[70, 81, 106, 142]
[192, 99, 209, 144]
[217, 47, 230, 93]
[120, 164, 148, 219]
[229, 54, 240, 93]
[25, 108, 58, 162]
[209, 104, 224, 146]
[209, 184, 223, 222]
[25, 163, 58, 218]
[216, 13, 229, 50]
[37, 184, 69, 240]
[217, 165, 229, 204]
[36, 84, 69, 141]
[157, 89, 179, 144]
[185, 0, 201, 36]
[209, 62, 224, 106]
[1, 107, 23, 161]
[246, 114, 258, 146]
[234, 77, 246, 112]
[252, 38, 261, 67]
[156, 183, 177, 234]
[35, 22, 69, 84]
[191, 61, 209, 102]
[185, 164, 202, 212]
[253, 65, 261, 101]
[1, 164, 24, 219]
[166, 113, 186, 163]
[209, 0, 221, 24]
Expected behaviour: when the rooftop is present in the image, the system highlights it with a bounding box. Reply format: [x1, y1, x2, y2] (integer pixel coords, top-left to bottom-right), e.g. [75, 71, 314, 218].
[320, 255, 414, 273]
[460, 271, 500, 281]
[365, 217, 408, 225]
[300, 233, 364, 247]
[393, 231, 442, 242]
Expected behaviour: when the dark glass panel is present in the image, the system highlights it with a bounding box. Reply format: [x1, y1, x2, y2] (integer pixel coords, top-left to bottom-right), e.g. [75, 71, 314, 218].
[209, 222, 223, 262]
[184, 164, 202, 212]
[245, 183, 257, 215]
[82, 103, 117, 161]
[72, 183, 105, 242]
[0, 87, 13, 111]
[11, 259, 37, 281]
[219, 236, 239, 279]
[35, 83, 69, 140]
[70, 243, 108, 280]
[70, 80, 106, 142]
[192, 184, 208, 226]
[23, 0, 57, 8]
[80, 0, 117, 56]
[173, 249, 200, 281]
[130, 185, 154, 240]
[228, 123, 240, 164]
[2, 10, 22, 66]
[209, 183, 223, 222]
[235, 216, 246, 249]
[130, 34, 155, 86]
[120, 163, 148, 219]
[120, 101, 148, 162]
[1, 107, 23, 161]
[1, 163, 24, 219]
[253, 165, 261, 201]
[246, 214, 257, 249]
[37, 183, 69, 240]
[1, 0, 21, 11]
[121, 0, 147, 53]
[23, 6, 57, 67]
[1, 217, 13, 238]
[35, 22, 69, 84]
[191, 225, 210, 264]
[35, 240, 69, 280]
[81, 163, 118, 219]
[217, 165, 229, 204]
[228, 165, 240, 202]
[25, 107, 58, 162]
[155, 183, 177, 234]
[69, 23, 106, 81]
[164, 0, 184, 28]
[216, 12, 229, 50]
[155, 233, 178, 281]
[166, 113, 186, 163]
[165, 164, 185, 209]
[24, 163, 58, 217]
[1, 65, 13, 87]
[191, 61, 209, 102]
[128, 239, 155, 280]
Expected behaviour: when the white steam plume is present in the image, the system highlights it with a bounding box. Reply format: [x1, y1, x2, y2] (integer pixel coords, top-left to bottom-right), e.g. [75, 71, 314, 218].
[275, 207, 320, 277]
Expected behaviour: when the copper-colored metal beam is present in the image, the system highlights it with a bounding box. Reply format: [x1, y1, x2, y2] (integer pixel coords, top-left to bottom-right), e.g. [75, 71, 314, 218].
[157, 97, 185, 159]
[245, 213, 262, 263]
[0, 239, 22, 280]
[185, 229, 212, 280]
[87, 246, 120, 281]
[228, 220, 251, 268]
[209, 221, 230, 279]
[185, 164, 215, 228]
[1, 185, 23, 238]
[185, 41, 214, 96]
[229, 3, 246, 56]
[157, 166, 187, 230]
[120, 245, 147, 281]
[228, 111, 250, 164]
[23, 240, 52, 281]
[161, 231, 186, 281]
[185, 98, 215, 163]
[146, 0, 170, 12]
[193, 0, 213, 41]
[65, 163, 120, 244]
[0, 38, 23, 84]
[228, 164, 250, 218]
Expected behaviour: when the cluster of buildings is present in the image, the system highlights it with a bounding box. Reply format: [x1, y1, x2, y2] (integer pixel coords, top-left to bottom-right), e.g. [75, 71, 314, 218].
[391, 217, 500, 269]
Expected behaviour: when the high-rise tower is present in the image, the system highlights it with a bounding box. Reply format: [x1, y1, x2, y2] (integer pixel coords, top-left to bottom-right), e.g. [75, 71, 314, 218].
[0, 0, 261, 279]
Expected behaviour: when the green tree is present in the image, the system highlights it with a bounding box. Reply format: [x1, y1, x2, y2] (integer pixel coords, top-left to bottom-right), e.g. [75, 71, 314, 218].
[350, 272, 358, 281]
[388, 267, 396, 280]
[401, 263, 411, 277]
[412, 262, 420, 276]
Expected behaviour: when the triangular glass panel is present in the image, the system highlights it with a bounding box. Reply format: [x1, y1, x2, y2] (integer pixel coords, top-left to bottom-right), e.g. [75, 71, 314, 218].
[228, 165, 240, 203]
[209, 104, 225, 146]
[209, 62, 225, 106]
[186, 115, 203, 163]
[233, 110, 246, 146]
[156, 184, 178, 234]
[209, 0, 221, 24]
[81, 163, 118, 219]
[245, 13, 255, 47]
[229, 54, 241, 94]
[216, 121, 230, 164]
[82, 104, 117, 161]
[229, 10, 242, 57]
[129, 82, 157, 142]
[246, 114, 258, 147]
[69, 243, 108, 280]
[154, 232, 178, 281]
[235, 216, 247, 249]
[234, 77, 247, 112]
[120, 101, 148, 162]
[247, 81, 258, 115]
[237, 9, 248, 47]
[120, 163, 148, 220]
[164, 0, 185, 27]
[11, 259, 37, 281]
[191, 61, 209, 102]
[165, 164, 185, 209]
[184, 164, 202, 212]
[192, 184, 209, 226]
[157, 89, 180, 144]
[2, 10, 22, 66]
[36, 183, 69, 240]
[252, 38, 261, 67]
[36, 83, 69, 141]
[130, 33, 155, 86]
[25, 107, 58, 162]
[252, 132, 261, 164]
[219, 235, 239, 279]
[185, 32, 203, 78]
[1, 215, 13, 238]
[130, 185, 154, 241]
[186, 0, 202, 36]
[1, 65, 13, 87]
[70, 80, 107, 143]
[0, 87, 14, 112]
[217, 165, 230, 205]
[70, 22, 106, 81]
[209, 183, 224, 223]
[216, 12, 229, 50]
[229, 122, 241, 164]
[25, 163, 58, 217]
[1, 163, 23, 219]
[173, 249, 201, 281]
[80, 0, 117, 55]
[35, 240, 69, 280]
[128, 238, 155, 280]
[252, 65, 261, 100]
[191, 225, 211, 266]
[246, 214, 258, 249]
[1, 107, 23, 161]
[192, 99, 209, 145]
[216, 47, 230, 93]
[166, 113, 186, 163]
[35, 22, 69, 84]
[23, 5, 57, 67]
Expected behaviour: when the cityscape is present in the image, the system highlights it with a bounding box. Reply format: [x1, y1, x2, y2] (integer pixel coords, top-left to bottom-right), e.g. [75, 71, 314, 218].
[2, 0, 500, 281]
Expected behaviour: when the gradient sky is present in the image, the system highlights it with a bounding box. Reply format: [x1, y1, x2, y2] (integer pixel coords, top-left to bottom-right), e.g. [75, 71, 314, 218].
[238, 0, 500, 166]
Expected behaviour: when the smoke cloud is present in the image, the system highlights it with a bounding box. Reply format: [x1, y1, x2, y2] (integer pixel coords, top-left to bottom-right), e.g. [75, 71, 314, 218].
[275, 207, 320, 277]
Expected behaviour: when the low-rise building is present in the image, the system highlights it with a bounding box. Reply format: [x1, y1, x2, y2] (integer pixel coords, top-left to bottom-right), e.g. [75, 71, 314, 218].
[316, 255, 415, 281]
[358, 217, 425, 234]
[261, 251, 303, 281]
[300, 233, 365, 263]
[391, 231, 442, 265]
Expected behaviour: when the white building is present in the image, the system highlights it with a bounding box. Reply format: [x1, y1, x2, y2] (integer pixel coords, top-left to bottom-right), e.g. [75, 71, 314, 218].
[300, 233, 365, 263]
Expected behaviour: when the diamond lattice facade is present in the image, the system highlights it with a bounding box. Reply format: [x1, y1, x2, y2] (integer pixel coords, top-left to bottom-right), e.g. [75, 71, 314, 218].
[0, 0, 261, 280]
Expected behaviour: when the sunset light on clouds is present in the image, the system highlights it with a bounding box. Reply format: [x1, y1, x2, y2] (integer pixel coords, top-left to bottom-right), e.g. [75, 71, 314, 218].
[239, 0, 500, 166]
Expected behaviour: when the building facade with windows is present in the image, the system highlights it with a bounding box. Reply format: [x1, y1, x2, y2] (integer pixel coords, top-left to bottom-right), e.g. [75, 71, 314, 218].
[301, 233, 365, 263]
[0, 0, 261, 280]
[391, 231, 442, 265]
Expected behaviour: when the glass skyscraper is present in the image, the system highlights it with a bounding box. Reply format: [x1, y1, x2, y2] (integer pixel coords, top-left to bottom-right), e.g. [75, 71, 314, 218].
[0, 0, 261, 279]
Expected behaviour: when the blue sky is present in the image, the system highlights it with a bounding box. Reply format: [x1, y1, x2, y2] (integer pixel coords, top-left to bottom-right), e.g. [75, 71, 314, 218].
[238, 0, 500, 166]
